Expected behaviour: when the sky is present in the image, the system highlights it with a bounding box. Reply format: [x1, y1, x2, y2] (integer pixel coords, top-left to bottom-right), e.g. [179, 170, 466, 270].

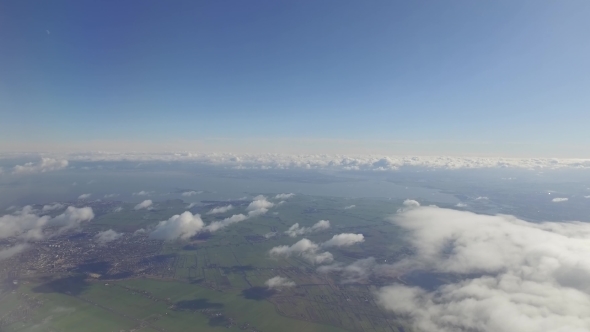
[1, 1, 589, 157]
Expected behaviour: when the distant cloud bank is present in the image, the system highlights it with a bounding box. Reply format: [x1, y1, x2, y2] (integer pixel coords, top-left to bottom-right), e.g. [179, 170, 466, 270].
[12, 158, 68, 174]
[5, 153, 590, 171]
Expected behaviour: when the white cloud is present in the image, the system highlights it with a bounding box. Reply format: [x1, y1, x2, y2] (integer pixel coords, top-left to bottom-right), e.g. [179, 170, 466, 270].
[134, 200, 153, 210]
[374, 206, 590, 332]
[455, 203, 467, 207]
[149, 211, 204, 240]
[12, 158, 68, 174]
[0, 243, 29, 260]
[42, 203, 65, 212]
[133, 190, 153, 196]
[0, 206, 94, 241]
[202, 197, 278, 233]
[104, 193, 119, 198]
[321, 233, 364, 247]
[95, 229, 123, 244]
[344, 205, 356, 210]
[403, 199, 420, 207]
[247, 196, 274, 214]
[275, 193, 295, 200]
[264, 232, 277, 239]
[54, 152, 590, 171]
[269, 238, 334, 265]
[585, 195, 590, 199]
[397, 199, 421, 212]
[50, 207, 95, 234]
[78, 193, 91, 200]
[181, 191, 201, 197]
[133, 228, 146, 236]
[113, 206, 123, 212]
[552, 197, 568, 202]
[205, 213, 248, 232]
[265, 276, 295, 289]
[186, 202, 197, 209]
[206, 204, 234, 215]
[475, 196, 489, 200]
[285, 220, 330, 237]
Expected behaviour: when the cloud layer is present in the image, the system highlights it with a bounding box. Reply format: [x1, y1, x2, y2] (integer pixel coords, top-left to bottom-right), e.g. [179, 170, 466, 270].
[26, 152, 590, 170]
[375, 205, 590, 332]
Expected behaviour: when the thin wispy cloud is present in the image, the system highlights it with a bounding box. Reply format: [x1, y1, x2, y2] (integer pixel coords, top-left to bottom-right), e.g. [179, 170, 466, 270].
[206, 204, 234, 215]
[78, 193, 91, 200]
[134, 200, 153, 210]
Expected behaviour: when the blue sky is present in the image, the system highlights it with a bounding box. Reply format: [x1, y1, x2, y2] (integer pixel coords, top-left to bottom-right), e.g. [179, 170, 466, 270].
[1, 1, 589, 156]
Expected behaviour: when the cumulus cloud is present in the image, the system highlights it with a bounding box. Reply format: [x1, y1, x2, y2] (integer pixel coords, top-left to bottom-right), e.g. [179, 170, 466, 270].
[285, 220, 330, 237]
[78, 193, 91, 200]
[321, 233, 364, 247]
[50, 207, 95, 234]
[246, 196, 274, 215]
[42, 203, 65, 212]
[275, 193, 295, 200]
[134, 200, 152, 210]
[0, 243, 30, 260]
[113, 206, 123, 212]
[0, 206, 94, 241]
[206, 205, 234, 215]
[552, 197, 568, 202]
[149, 211, 204, 240]
[133, 190, 153, 196]
[269, 238, 334, 265]
[265, 276, 296, 289]
[12, 158, 68, 174]
[344, 205, 356, 210]
[186, 202, 197, 209]
[95, 229, 123, 244]
[397, 199, 420, 212]
[374, 206, 590, 332]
